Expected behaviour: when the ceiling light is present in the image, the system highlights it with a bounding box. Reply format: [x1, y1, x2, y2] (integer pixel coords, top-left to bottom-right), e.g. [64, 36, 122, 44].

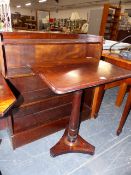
[16, 5, 21, 8]
[25, 3, 31, 6]
[39, 0, 47, 2]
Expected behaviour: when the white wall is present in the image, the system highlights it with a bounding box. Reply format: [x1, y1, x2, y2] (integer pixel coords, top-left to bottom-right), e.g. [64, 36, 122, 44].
[88, 7, 103, 35]
[50, 7, 90, 20]
[50, 5, 108, 20]
[11, 7, 36, 17]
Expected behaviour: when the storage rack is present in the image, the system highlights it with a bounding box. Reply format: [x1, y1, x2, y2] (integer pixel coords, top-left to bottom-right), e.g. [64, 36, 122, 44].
[99, 4, 121, 40]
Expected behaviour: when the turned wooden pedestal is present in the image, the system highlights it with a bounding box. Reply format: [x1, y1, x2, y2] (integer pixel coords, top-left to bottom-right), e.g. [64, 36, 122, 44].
[50, 90, 95, 157]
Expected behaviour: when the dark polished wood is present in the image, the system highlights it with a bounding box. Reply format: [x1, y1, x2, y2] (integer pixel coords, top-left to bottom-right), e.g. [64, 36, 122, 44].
[33, 59, 131, 94]
[102, 50, 131, 107]
[50, 128, 95, 157]
[50, 90, 95, 157]
[102, 50, 131, 70]
[90, 85, 105, 118]
[0, 32, 103, 148]
[32, 58, 131, 156]
[99, 4, 121, 40]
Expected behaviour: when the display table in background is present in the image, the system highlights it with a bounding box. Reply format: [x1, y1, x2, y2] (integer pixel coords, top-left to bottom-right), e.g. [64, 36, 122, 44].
[102, 50, 131, 70]
[90, 41, 131, 118]
[102, 50, 131, 106]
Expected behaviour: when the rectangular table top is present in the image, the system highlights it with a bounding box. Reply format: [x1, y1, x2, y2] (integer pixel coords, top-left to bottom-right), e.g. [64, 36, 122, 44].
[32, 58, 131, 94]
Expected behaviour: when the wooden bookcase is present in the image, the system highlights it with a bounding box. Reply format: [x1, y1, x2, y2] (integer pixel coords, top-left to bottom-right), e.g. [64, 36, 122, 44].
[99, 4, 121, 40]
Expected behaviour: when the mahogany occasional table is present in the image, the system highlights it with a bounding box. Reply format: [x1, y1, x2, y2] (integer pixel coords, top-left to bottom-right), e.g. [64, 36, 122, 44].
[32, 58, 131, 157]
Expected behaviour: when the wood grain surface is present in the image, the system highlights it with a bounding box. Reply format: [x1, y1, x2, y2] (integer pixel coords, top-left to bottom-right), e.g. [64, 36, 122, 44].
[32, 58, 131, 94]
[0, 75, 15, 117]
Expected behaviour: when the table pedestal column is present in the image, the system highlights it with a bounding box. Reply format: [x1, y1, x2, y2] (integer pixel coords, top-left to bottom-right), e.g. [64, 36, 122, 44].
[50, 90, 95, 157]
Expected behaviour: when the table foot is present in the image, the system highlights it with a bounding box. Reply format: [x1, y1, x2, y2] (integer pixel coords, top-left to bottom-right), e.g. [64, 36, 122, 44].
[50, 129, 95, 157]
[116, 129, 122, 136]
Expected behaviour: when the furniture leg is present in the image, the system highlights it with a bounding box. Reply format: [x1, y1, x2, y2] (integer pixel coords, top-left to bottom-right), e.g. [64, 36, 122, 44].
[90, 85, 105, 118]
[115, 83, 128, 107]
[50, 90, 95, 157]
[117, 88, 131, 136]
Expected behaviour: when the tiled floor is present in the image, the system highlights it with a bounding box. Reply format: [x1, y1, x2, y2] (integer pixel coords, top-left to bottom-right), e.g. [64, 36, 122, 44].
[0, 88, 131, 175]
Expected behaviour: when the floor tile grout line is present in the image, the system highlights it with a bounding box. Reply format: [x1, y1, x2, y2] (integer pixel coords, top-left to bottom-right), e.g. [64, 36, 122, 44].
[66, 134, 131, 175]
[100, 149, 123, 175]
[100, 162, 131, 175]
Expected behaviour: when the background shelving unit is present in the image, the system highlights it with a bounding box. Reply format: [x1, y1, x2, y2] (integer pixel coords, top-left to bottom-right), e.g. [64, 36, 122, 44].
[99, 4, 121, 40]
[11, 13, 37, 31]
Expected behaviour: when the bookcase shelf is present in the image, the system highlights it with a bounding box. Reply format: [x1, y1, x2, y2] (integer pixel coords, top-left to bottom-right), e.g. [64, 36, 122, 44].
[11, 13, 37, 31]
[99, 4, 121, 40]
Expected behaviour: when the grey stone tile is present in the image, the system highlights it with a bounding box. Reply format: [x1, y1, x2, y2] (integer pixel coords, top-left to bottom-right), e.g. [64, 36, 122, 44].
[0, 88, 131, 175]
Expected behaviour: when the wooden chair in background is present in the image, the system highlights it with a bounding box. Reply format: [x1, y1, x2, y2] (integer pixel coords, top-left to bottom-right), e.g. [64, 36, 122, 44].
[115, 78, 131, 107]
[116, 80, 131, 135]
[90, 51, 131, 118]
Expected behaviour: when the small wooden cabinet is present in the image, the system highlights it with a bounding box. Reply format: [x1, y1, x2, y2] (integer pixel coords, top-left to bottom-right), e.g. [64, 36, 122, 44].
[99, 4, 121, 40]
